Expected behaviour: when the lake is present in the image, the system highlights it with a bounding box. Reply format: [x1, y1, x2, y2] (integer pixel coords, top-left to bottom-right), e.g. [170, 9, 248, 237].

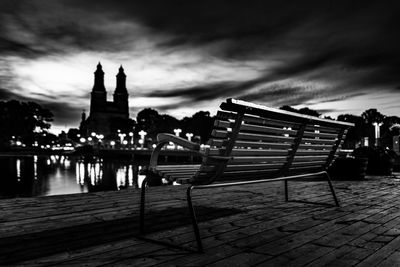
[0, 155, 146, 199]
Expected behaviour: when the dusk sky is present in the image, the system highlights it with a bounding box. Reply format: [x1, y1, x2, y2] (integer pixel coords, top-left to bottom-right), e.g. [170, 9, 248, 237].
[1, 0, 400, 133]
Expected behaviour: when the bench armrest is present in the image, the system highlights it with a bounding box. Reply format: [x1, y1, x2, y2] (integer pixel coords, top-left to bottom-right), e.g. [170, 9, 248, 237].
[149, 133, 202, 169]
[157, 133, 200, 151]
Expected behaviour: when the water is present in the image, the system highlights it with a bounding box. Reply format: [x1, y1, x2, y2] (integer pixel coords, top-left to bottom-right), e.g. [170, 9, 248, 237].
[0, 155, 146, 199]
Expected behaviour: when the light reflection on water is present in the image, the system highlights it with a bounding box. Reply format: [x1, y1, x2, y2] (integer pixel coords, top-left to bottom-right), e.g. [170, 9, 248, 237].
[0, 155, 143, 199]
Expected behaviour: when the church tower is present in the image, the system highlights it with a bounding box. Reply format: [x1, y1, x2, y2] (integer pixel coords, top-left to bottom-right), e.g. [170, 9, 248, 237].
[113, 65, 129, 118]
[82, 63, 131, 137]
[90, 62, 107, 113]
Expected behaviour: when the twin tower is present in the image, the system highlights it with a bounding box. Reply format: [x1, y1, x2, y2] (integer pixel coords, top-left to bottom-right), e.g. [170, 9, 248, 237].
[80, 63, 130, 136]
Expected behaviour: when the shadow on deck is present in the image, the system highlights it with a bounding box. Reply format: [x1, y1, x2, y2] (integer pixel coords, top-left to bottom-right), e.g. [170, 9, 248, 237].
[1, 175, 400, 266]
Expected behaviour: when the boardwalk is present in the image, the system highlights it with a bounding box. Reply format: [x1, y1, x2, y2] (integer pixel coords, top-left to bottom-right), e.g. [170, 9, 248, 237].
[1, 175, 400, 266]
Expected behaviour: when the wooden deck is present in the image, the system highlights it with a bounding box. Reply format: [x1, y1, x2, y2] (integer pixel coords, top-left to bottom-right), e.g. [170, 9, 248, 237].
[1, 175, 400, 266]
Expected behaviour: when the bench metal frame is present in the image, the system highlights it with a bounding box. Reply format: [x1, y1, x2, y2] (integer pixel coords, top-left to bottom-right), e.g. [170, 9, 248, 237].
[139, 98, 353, 252]
[140, 170, 338, 252]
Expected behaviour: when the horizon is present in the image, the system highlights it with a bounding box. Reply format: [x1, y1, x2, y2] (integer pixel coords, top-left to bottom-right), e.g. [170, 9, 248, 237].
[1, 1, 400, 135]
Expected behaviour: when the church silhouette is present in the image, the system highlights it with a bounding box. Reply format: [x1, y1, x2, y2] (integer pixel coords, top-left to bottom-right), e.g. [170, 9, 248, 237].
[80, 63, 130, 136]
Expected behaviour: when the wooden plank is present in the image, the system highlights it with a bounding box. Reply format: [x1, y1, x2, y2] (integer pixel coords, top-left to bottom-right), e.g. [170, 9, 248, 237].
[209, 148, 289, 157]
[291, 161, 326, 167]
[298, 143, 333, 150]
[301, 138, 337, 145]
[229, 156, 288, 164]
[214, 163, 285, 172]
[210, 139, 291, 150]
[240, 123, 297, 136]
[296, 150, 331, 156]
[4, 177, 399, 266]
[156, 165, 200, 169]
[212, 130, 295, 143]
[305, 124, 341, 134]
[216, 111, 301, 129]
[224, 98, 354, 127]
[302, 131, 338, 139]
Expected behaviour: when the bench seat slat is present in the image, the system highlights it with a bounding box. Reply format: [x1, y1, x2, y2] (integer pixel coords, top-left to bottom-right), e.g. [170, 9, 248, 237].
[291, 161, 326, 167]
[301, 138, 336, 145]
[296, 150, 331, 156]
[209, 148, 289, 157]
[298, 144, 333, 150]
[216, 120, 338, 139]
[200, 163, 285, 173]
[216, 111, 301, 129]
[209, 139, 292, 149]
[158, 169, 197, 175]
[156, 165, 200, 170]
[240, 123, 297, 136]
[303, 131, 338, 138]
[229, 156, 287, 164]
[305, 125, 342, 134]
[209, 148, 331, 157]
[212, 130, 295, 143]
[293, 155, 329, 162]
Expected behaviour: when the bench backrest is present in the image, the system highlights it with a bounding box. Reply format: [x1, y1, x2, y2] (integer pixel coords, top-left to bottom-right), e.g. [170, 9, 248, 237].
[191, 98, 354, 185]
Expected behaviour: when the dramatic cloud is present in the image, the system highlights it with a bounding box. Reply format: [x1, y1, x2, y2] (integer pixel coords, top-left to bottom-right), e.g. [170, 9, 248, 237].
[0, 0, 400, 132]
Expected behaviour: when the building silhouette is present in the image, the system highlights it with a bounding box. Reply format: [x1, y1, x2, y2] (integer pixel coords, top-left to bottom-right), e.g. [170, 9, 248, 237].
[80, 63, 130, 136]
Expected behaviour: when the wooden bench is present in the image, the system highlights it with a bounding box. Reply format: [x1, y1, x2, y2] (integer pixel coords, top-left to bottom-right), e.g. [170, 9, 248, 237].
[140, 98, 354, 252]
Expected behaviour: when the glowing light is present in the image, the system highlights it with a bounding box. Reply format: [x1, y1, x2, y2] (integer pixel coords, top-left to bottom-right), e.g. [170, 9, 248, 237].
[173, 128, 182, 137]
[186, 133, 193, 141]
[16, 159, 21, 179]
[33, 155, 38, 180]
[128, 165, 134, 186]
[116, 167, 126, 189]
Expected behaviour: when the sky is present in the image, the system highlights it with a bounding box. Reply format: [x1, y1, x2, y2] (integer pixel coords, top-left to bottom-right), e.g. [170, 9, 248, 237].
[1, 0, 400, 133]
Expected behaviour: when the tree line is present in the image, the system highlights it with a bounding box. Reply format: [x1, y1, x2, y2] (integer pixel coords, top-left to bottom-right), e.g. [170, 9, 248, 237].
[1, 99, 399, 149]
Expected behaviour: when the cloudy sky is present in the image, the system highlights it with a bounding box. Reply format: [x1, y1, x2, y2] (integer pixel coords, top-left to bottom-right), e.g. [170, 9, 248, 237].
[1, 0, 400, 133]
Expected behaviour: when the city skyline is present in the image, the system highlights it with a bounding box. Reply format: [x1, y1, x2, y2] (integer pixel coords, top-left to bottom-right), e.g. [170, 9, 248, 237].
[1, 1, 400, 133]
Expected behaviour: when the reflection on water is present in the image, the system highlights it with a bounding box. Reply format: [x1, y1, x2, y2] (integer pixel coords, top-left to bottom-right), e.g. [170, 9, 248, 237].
[0, 155, 143, 199]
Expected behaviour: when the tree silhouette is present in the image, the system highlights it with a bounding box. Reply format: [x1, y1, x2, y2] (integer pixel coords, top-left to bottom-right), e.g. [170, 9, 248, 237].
[0, 100, 53, 147]
[181, 111, 214, 143]
[361, 109, 384, 125]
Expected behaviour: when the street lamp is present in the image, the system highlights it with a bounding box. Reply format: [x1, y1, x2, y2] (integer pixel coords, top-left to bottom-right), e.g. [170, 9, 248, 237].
[118, 132, 126, 143]
[138, 130, 147, 149]
[186, 133, 193, 142]
[129, 132, 134, 148]
[173, 128, 182, 137]
[373, 122, 383, 146]
[173, 129, 182, 149]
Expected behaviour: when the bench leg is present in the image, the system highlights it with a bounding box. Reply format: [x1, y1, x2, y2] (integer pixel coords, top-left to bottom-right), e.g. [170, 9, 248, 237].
[284, 180, 289, 201]
[187, 186, 204, 253]
[139, 178, 148, 234]
[323, 171, 340, 207]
